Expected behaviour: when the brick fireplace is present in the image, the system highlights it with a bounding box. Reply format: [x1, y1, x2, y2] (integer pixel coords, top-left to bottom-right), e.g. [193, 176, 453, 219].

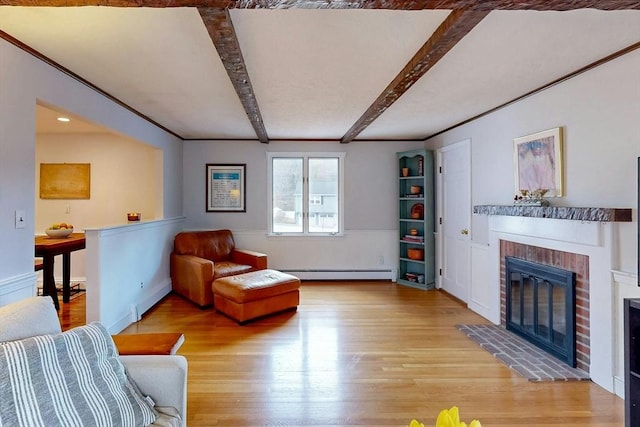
[473, 204, 632, 393]
[500, 240, 590, 372]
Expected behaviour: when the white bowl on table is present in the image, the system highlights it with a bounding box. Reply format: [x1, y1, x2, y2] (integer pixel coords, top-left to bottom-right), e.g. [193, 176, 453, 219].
[45, 228, 73, 238]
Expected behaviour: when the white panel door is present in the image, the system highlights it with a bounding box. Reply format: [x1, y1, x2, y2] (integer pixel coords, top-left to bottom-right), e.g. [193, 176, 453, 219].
[438, 140, 471, 302]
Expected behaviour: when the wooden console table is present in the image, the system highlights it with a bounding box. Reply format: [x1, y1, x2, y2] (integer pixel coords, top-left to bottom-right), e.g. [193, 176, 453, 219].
[35, 233, 86, 310]
[112, 333, 185, 355]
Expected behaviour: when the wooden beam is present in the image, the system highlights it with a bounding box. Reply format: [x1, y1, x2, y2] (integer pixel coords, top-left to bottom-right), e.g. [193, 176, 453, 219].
[340, 9, 488, 143]
[1, 0, 639, 10]
[2, 0, 637, 144]
[198, 7, 269, 143]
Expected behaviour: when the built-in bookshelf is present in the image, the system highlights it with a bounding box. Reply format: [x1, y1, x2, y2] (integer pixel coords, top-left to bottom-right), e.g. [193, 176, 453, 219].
[397, 149, 435, 290]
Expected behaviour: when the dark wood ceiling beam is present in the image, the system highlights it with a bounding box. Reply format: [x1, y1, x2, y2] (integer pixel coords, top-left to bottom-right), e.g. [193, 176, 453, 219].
[228, 0, 639, 10]
[339, 9, 488, 143]
[199, 7, 269, 143]
[1, 0, 639, 10]
[2, 0, 637, 144]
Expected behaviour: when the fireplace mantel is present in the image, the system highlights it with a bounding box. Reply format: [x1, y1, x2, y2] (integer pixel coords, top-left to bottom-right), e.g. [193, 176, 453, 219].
[473, 205, 632, 222]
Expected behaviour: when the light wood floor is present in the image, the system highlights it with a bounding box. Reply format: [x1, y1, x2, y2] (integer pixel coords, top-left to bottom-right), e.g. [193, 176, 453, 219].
[60, 282, 624, 426]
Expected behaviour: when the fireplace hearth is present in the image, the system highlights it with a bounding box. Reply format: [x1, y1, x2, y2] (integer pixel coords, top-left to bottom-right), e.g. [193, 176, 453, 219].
[506, 256, 577, 367]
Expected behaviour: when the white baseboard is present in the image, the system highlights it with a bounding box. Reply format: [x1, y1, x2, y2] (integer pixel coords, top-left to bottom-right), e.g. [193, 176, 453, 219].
[137, 280, 172, 317]
[280, 269, 396, 281]
[36, 277, 86, 289]
[613, 375, 625, 399]
[104, 279, 172, 334]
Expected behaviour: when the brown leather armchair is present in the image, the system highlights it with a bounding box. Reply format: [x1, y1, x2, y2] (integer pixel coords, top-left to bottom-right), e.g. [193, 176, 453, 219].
[170, 229, 267, 307]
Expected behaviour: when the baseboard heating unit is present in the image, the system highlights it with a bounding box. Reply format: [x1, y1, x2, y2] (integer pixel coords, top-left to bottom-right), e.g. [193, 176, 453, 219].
[279, 269, 396, 281]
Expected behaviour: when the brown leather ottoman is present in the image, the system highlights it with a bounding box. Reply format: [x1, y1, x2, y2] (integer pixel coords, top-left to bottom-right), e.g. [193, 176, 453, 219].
[212, 269, 300, 324]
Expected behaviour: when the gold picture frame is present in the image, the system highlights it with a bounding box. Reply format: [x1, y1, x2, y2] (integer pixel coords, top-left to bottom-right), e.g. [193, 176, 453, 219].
[513, 127, 563, 197]
[40, 163, 91, 199]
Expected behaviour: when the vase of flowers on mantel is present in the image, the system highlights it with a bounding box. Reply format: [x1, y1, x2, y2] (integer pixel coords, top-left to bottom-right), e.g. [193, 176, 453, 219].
[513, 189, 550, 207]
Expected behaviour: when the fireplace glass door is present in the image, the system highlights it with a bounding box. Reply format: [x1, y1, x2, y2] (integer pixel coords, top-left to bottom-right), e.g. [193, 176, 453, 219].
[506, 257, 576, 367]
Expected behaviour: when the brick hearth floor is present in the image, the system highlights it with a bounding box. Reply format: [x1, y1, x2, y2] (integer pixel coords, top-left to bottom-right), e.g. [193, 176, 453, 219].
[456, 324, 590, 382]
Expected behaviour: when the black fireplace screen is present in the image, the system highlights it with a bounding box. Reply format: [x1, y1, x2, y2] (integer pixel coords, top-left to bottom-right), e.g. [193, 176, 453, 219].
[505, 257, 577, 367]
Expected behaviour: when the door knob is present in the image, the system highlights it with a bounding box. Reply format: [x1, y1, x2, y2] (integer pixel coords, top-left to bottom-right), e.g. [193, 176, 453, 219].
[461, 229, 469, 235]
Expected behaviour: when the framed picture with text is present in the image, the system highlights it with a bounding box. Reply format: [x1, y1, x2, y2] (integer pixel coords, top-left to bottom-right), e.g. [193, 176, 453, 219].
[206, 164, 246, 212]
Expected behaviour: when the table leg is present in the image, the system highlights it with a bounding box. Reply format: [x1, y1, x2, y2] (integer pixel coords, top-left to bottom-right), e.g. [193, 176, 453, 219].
[62, 252, 71, 303]
[42, 254, 59, 310]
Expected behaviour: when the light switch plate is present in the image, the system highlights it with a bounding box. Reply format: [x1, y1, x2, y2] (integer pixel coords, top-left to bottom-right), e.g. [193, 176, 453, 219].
[15, 210, 26, 229]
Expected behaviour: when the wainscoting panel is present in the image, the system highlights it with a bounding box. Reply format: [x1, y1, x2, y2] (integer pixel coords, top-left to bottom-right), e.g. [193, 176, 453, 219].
[613, 270, 640, 398]
[231, 229, 399, 281]
[468, 242, 495, 323]
[0, 272, 37, 305]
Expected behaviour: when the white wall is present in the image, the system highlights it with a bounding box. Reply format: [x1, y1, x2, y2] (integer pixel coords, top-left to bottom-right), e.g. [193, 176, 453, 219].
[85, 218, 184, 333]
[427, 49, 639, 273]
[183, 140, 424, 275]
[34, 133, 162, 285]
[425, 48, 639, 394]
[0, 37, 183, 303]
[36, 133, 162, 231]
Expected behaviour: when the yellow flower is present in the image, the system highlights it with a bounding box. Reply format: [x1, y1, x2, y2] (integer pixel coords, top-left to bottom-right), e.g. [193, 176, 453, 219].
[435, 407, 481, 427]
[407, 407, 480, 427]
[435, 407, 457, 427]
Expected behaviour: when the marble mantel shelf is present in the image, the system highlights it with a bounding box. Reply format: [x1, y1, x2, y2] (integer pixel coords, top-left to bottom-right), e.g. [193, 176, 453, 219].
[473, 205, 632, 222]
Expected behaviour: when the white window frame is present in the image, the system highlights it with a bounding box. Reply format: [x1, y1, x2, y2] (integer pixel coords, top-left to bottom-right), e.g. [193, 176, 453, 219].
[267, 152, 345, 237]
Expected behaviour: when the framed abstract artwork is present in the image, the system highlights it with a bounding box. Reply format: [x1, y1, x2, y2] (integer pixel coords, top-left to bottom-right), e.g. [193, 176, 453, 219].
[513, 127, 563, 197]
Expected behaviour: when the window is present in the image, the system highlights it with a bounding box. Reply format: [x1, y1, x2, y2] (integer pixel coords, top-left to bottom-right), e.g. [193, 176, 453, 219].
[268, 152, 345, 236]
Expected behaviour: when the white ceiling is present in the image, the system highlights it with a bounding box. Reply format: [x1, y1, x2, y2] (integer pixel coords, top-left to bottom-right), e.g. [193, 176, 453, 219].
[35, 102, 112, 134]
[0, 5, 638, 141]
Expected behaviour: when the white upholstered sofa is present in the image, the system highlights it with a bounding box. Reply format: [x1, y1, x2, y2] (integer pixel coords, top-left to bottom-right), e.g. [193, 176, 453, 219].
[0, 296, 188, 426]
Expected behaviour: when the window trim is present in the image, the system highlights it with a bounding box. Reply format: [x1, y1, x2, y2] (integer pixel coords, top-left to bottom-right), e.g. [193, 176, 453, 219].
[267, 152, 345, 237]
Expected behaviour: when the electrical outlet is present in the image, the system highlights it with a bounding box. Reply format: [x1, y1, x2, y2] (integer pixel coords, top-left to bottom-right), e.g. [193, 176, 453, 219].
[378, 255, 384, 265]
[65, 203, 71, 214]
[15, 210, 26, 229]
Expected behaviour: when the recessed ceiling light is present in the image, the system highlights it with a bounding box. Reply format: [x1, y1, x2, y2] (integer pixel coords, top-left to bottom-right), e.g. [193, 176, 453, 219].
[57, 117, 70, 122]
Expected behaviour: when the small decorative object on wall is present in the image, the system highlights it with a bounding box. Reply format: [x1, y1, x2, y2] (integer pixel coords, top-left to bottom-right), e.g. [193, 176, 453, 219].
[206, 163, 246, 212]
[513, 127, 563, 197]
[40, 163, 90, 199]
